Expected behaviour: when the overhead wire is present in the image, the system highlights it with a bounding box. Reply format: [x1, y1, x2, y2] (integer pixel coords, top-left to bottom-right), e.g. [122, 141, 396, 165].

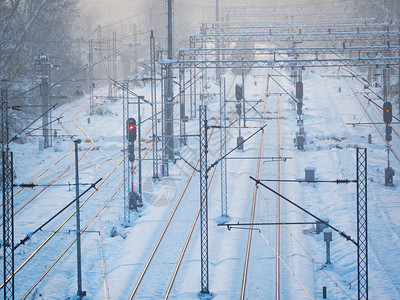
[258, 187, 353, 299]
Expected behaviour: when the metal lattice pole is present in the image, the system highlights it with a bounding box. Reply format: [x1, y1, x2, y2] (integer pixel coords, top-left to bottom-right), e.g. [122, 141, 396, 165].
[123, 83, 130, 222]
[216, 34, 221, 81]
[161, 65, 169, 177]
[179, 66, 186, 146]
[190, 38, 196, 118]
[192, 42, 197, 119]
[138, 96, 143, 207]
[112, 32, 117, 95]
[357, 148, 368, 300]
[2, 88, 14, 300]
[241, 58, 246, 128]
[199, 105, 209, 294]
[150, 31, 159, 180]
[107, 38, 112, 97]
[166, 0, 174, 160]
[219, 78, 228, 217]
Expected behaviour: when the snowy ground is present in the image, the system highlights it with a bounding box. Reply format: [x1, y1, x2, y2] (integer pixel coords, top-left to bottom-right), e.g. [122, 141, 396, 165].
[4, 65, 399, 299]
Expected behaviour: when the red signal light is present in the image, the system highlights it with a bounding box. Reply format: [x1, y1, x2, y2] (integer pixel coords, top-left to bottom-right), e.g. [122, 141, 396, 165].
[235, 83, 243, 100]
[127, 118, 137, 142]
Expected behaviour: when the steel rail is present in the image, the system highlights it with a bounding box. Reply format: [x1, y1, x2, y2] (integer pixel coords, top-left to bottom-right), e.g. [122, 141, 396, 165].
[163, 79, 241, 299]
[1, 92, 106, 208]
[21, 142, 155, 299]
[0, 96, 105, 227]
[0, 93, 153, 292]
[18, 118, 158, 298]
[241, 72, 270, 299]
[343, 71, 400, 164]
[129, 77, 238, 299]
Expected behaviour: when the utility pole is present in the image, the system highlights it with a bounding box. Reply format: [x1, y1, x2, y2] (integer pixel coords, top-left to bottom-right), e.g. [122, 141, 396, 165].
[150, 31, 159, 180]
[107, 38, 112, 97]
[166, 0, 174, 160]
[133, 24, 138, 75]
[89, 39, 94, 115]
[216, 0, 219, 21]
[189, 39, 196, 119]
[97, 24, 102, 77]
[2, 88, 14, 300]
[138, 96, 143, 207]
[112, 32, 117, 97]
[74, 139, 84, 299]
[161, 64, 169, 177]
[241, 58, 246, 127]
[179, 66, 186, 146]
[39, 54, 51, 148]
[219, 78, 227, 217]
[215, 0, 221, 81]
[123, 83, 131, 222]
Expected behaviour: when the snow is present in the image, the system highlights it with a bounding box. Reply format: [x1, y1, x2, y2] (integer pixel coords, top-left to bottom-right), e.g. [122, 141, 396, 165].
[4, 65, 399, 299]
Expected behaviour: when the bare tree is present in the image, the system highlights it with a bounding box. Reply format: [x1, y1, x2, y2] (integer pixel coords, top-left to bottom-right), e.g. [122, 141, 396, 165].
[0, 0, 81, 90]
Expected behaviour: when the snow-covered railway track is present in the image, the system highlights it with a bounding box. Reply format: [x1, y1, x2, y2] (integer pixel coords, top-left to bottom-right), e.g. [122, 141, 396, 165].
[343, 68, 400, 298]
[17, 124, 157, 299]
[240, 72, 270, 299]
[0, 92, 155, 298]
[342, 71, 400, 164]
[128, 77, 239, 299]
[0, 93, 107, 225]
